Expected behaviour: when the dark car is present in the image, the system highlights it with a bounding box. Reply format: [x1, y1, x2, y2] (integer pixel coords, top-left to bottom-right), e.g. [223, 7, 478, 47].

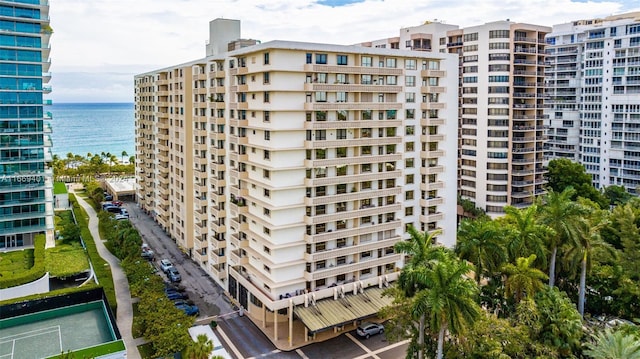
[105, 206, 121, 214]
[175, 303, 199, 316]
[356, 322, 384, 339]
[166, 291, 188, 301]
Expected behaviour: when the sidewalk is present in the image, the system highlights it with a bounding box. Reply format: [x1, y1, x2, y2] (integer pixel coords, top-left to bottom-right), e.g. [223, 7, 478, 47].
[72, 189, 141, 359]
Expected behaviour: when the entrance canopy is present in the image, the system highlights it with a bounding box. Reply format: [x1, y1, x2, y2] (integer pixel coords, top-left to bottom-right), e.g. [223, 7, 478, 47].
[104, 177, 135, 201]
[293, 287, 392, 333]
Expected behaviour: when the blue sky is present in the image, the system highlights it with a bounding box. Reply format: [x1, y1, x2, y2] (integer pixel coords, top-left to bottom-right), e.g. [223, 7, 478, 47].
[49, 0, 640, 103]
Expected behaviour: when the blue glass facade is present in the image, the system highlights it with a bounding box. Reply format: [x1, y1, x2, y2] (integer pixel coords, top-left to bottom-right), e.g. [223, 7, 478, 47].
[0, 0, 52, 249]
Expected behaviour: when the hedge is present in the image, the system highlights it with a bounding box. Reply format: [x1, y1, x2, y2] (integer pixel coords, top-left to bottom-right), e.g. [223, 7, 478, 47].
[0, 234, 45, 289]
[70, 193, 117, 314]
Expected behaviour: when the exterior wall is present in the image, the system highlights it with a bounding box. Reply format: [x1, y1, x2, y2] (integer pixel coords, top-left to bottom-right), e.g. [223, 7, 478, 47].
[0, 0, 54, 250]
[0, 272, 49, 301]
[135, 32, 458, 312]
[545, 12, 640, 193]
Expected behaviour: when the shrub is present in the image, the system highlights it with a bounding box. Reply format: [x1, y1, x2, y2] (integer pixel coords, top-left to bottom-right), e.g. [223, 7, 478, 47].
[0, 235, 45, 288]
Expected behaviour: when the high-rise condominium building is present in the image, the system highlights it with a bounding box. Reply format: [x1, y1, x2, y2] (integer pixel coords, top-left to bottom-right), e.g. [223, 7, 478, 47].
[365, 20, 551, 216]
[135, 19, 457, 345]
[0, 0, 53, 250]
[545, 12, 640, 192]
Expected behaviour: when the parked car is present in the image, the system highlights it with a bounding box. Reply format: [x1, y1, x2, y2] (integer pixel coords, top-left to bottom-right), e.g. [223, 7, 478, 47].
[167, 267, 182, 282]
[111, 200, 123, 206]
[115, 214, 128, 220]
[164, 282, 186, 292]
[356, 322, 384, 339]
[175, 303, 199, 316]
[120, 208, 129, 217]
[159, 259, 174, 273]
[166, 291, 188, 301]
[105, 194, 113, 201]
[105, 206, 122, 214]
[141, 244, 154, 260]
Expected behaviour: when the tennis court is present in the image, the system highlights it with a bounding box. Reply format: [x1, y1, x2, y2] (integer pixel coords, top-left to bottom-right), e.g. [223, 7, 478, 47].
[0, 301, 116, 359]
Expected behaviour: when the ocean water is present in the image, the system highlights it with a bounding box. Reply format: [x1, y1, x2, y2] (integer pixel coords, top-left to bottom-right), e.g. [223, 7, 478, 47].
[49, 103, 135, 159]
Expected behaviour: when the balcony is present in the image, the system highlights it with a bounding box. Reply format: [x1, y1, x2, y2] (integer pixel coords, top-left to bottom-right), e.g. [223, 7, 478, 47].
[211, 265, 227, 280]
[420, 70, 446, 77]
[305, 170, 401, 187]
[230, 233, 249, 249]
[304, 203, 401, 225]
[304, 236, 400, 262]
[304, 187, 401, 206]
[303, 254, 401, 281]
[304, 120, 402, 130]
[304, 102, 402, 111]
[305, 136, 401, 150]
[193, 250, 208, 264]
[305, 153, 401, 168]
[420, 102, 446, 110]
[304, 64, 403, 76]
[420, 196, 444, 207]
[229, 250, 248, 265]
[305, 219, 401, 243]
[304, 83, 402, 93]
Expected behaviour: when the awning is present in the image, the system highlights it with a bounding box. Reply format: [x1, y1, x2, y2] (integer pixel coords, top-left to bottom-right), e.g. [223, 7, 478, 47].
[293, 287, 392, 333]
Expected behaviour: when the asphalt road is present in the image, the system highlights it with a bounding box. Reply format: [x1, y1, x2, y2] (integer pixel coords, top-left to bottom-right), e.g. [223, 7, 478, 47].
[125, 202, 236, 320]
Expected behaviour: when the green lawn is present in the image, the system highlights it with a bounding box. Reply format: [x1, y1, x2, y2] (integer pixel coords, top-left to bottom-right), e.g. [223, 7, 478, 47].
[45, 244, 90, 277]
[0, 249, 34, 277]
[53, 182, 68, 195]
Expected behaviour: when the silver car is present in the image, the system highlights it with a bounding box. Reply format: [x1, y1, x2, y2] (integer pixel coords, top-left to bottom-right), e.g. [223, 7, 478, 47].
[356, 322, 384, 339]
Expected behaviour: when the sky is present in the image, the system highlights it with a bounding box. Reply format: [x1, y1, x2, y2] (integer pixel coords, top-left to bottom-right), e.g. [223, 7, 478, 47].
[48, 0, 640, 103]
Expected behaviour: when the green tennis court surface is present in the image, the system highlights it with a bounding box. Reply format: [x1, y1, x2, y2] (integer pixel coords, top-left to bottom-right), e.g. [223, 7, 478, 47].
[0, 301, 115, 359]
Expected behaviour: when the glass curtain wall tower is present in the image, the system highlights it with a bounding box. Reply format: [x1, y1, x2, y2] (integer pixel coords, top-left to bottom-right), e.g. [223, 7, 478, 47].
[0, 0, 53, 249]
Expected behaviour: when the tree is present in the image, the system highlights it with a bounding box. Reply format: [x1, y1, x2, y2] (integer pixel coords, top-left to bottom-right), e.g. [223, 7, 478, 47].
[184, 334, 213, 359]
[584, 328, 640, 359]
[502, 205, 552, 264]
[395, 226, 444, 359]
[456, 218, 507, 285]
[603, 185, 632, 207]
[502, 255, 548, 304]
[537, 188, 588, 287]
[546, 158, 608, 208]
[413, 254, 480, 359]
[121, 150, 128, 163]
[565, 199, 613, 317]
[534, 287, 583, 356]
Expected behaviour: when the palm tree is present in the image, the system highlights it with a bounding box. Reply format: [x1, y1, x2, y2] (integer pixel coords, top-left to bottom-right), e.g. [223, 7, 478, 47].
[584, 328, 640, 359]
[502, 205, 552, 264]
[413, 253, 481, 359]
[537, 187, 588, 287]
[565, 200, 613, 317]
[456, 218, 507, 285]
[121, 150, 128, 163]
[184, 334, 214, 359]
[501, 254, 548, 303]
[395, 226, 443, 359]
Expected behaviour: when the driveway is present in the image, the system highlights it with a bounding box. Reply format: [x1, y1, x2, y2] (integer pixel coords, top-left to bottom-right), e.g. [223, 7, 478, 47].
[125, 202, 236, 321]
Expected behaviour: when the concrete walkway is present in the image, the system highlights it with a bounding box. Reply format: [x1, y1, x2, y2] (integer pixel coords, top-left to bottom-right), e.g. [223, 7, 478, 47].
[72, 189, 141, 359]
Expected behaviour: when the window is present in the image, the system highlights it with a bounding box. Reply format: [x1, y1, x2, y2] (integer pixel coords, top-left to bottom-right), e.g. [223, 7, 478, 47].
[361, 74, 372, 84]
[264, 150, 270, 160]
[405, 190, 414, 200]
[264, 189, 270, 198]
[406, 93, 415, 103]
[316, 53, 327, 64]
[337, 147, 347, 158]
[264, 52, 270, 65]
[405, 59, 416, 70]
[405, 207, 414, 216]
[263, 227, 270, 235]
[263, 169, 270, 178]
[336, 92, 347, 102]
[361, 56, 372, 67]
[406, 76, 415, 87]
[264, 92, 270, 102]
[264, 111, 270, 122]
[263, 72, 270, 84]
[406, 174, 414, 184]
[315, 92, 327, 102]
[263, 208, 270, 217]
[337, 129, 347, 140]
[306, 53, 312, 64]
[264, 130, 270, 140]
[337, 55, 348, 65]
[386, 58, 397, 68]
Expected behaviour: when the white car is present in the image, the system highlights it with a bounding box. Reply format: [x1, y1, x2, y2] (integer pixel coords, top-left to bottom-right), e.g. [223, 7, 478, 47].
[115, 214, 128, 220]
[159, 259, 174, 273]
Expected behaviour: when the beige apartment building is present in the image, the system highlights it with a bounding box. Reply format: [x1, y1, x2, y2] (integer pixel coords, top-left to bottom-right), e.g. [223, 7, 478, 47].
[135, 19, 458, 347]
[365, 20, 551, 216]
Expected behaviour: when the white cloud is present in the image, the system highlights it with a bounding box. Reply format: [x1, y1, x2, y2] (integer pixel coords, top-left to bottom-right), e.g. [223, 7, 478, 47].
[48, 0, 639, 102]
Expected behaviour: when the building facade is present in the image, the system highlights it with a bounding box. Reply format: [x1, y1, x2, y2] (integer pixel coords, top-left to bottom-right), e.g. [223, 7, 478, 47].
[365, 20, 551, 216]
[135, 19, 458, 345]
[0, 0, 53, 250]
[545, 12, 640, 192]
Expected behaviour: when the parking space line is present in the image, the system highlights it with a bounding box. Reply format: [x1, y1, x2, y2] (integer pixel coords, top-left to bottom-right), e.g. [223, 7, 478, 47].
[345, 333, 381, 359]
[352, 339, 411, 359]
